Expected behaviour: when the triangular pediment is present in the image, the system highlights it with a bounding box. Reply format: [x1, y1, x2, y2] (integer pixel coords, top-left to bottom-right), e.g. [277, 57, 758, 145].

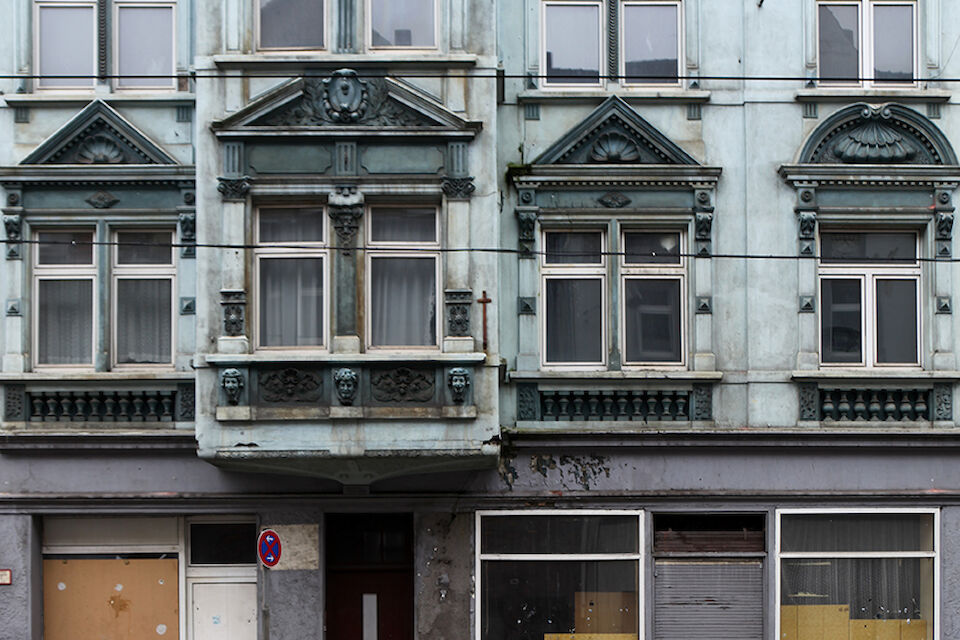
[213, 70, 479, 134]
[22, 100, 178, 165]
[534, 96, 699, 166]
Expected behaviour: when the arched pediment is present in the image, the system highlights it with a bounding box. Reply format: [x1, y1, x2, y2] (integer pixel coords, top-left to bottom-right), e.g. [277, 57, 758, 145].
[799, 103, 957, 165]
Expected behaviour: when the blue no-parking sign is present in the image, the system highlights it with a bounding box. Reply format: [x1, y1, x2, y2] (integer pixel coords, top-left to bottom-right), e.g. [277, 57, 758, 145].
[258, 529, 282, 567]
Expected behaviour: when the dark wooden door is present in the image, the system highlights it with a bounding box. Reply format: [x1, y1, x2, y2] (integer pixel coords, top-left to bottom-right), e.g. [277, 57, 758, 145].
[326, 514, 414, 640]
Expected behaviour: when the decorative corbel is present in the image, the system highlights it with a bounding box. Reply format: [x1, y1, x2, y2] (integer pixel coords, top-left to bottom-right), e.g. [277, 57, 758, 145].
[221, 290, 246, 337]
[447, 367, 471, 404]
[178, 211, 196, 258]
[221, 368, 245, 406]
[328, 185, 364, 254]
[694, 188, 714, 256]
[441, 176, 476, 200]
[445, 289, 472, 337]
[217, 176, 251, 201]
[3, 214, 22, 260]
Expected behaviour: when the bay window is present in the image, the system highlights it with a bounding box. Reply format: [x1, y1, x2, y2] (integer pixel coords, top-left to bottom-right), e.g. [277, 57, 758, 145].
[817, 1, 917, 85]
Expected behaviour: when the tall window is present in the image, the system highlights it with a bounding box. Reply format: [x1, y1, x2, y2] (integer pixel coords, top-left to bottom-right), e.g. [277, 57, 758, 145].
[778, 510, 936, 640]
[542, 0, 682, 87]
[258, 0, 325, 50]
[817, 1, 916, 85]
[33, 229, 175, 368]
[622, 231, 684, 364]
[369, 0, 436, 48]
[818, 231, 920, 367]
[35, 0, 176, 90]
[254, 207, 328, 349]
[367, 206, 439, 348]
[478, 512, 642, 640]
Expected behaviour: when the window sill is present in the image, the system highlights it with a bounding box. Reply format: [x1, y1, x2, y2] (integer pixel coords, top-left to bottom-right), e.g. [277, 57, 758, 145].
[518, 88, 710, 104]
[202, 352, 487, 366]
[509, 370, 721, 382]
[0, 371, 195, 382]
[792, 370, 960, 382]
[3, 92, 195, 107]
[210, 53, 479, 70]
[794, 88, 950, 103]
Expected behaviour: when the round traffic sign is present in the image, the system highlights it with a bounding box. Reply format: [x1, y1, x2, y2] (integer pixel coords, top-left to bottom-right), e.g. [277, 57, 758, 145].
[258, 529, 282, 567]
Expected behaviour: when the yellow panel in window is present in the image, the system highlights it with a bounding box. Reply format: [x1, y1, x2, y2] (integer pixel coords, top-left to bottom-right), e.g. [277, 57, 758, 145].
[43, 557, 179, 640]
[544, 635, 638, 640]
[901, 619, 927, 640]
[849, 619, 876, 640]
[874, 619, 901, 640]
[796, 604, 849, 640]
[780, 605, 798, 640]
[574, 592, 637, 634]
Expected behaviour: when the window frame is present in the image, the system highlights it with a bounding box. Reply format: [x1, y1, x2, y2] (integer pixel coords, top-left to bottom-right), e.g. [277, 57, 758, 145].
[540, 0, 605, 88]
[475, 509, 646, 640]
[366, 0, 441, 51]
[255, 0, 327, 52]
[253, 205, 330, 352]
[110, 229, 176, 369]
[540, 227, 608, 369]
[817, 230, 922, 369]
[364, 204, 442, 351]
[33, 0, 98, 90]
[619, 229, 687, 367]
[775, 508, 940, 640]
[816, 0, 919, 88]
[32, 228, 98, 370]
[619, 0, 684, 88]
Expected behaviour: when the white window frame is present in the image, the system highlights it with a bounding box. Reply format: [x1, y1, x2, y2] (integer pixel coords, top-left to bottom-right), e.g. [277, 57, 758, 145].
[253, 205, 330, 351]
[110, 229, 176, 369]
[112, 0, 177, 90]
[33, 0, 98, 90]
[32, 228, 97, 370]
[817, 231, 922, 368]
[365, 205, 442, 350]
[816, 0, 919, 87]
[540, 228, 608, 370]
[540, 0, 605, 88]
[619, 0, 684, 88]
[775, 508, 940, 640]
[366, 0, 440, 51]
[475, 510, 646, 640]
[255, 0, 327, 52]
[620, 229, 686, 367]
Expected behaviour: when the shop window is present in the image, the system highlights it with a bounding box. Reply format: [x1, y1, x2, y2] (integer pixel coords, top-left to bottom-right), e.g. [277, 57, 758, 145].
[778, 510, 936, 640]
[817, 1, 916, 86]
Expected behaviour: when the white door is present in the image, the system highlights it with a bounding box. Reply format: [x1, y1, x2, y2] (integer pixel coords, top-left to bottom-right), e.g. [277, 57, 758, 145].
[192, 582, 257, 640]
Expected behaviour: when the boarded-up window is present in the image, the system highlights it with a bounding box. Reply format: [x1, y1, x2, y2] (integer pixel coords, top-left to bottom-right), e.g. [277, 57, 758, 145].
[654, 514, 765, 640]
[43, 556, 179, 640]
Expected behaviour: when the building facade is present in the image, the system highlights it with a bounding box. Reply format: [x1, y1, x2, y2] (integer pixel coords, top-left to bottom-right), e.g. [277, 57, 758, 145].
[1, 0, 960, 639]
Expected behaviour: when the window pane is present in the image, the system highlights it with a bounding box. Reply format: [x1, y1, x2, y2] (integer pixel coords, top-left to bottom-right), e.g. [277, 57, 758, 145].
[821, 279, 862, 363]
[116, 279, 172, 364]
[819, 4, 859, 82]
[873, 5, 913, 82]
[260, 0, 324, 48]
[190, 523, 257, 565]
[546, 278, 603, 363]
[116, 232, 173, 265]
[781, 558, 933, 637]
[545, 4, 601, 84]
[624, 279, 681, 362]
[623, 4, 678, 84]
[259, 208, 325, 243]
[482, 515, 638, 554]
[482, 561, 638, 640]
[260, 258, 324, 346]
[545, 232, 603, 264]
[370, 0, 434, 47]
[370, 257, 436, 346]
[116, 6, 174, 88]
[371, 207, 436, 243]
[38, 280, 93, 365]
[37, 232, 94, 265]
[876, 279, 918, 364]
[38, 6, 95, 88]
[781, 513, 934, 552]
[624, 232, 681, 264]
[821, 233, 916, 263]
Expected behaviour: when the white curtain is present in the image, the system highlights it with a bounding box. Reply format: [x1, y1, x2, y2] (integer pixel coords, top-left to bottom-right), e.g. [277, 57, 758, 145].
[116, 279, 172, 364]
[38, 280, 93, 365]
[370, 257, 436, 346]
[260, 258, 324, 347]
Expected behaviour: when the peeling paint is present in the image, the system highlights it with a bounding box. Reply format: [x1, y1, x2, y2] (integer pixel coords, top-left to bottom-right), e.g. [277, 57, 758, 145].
[498, 453, 518, 490]
[529, 454, 557, 477]
[558, 455, 611, 490]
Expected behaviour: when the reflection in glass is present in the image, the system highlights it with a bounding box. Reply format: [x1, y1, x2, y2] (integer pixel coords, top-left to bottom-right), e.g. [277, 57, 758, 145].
[623, 232, 681, 264]
[624, 279, 681, 362]
[821, 279, 862, 363]
[37, 232, 94, 265]
[623, 4, 678, 83]
[117, 232, 172, 265]
[482, 516, 638, 554]
[819, 4, 859, 82]
[260, 0, 324, 49]
[821, 233, 915, 263]
[781, 513, 934, 553]
[371, 0, 434, 47]
[371, 207, 436, 243]
[545, 4, 601, 84]
[876, 279, 917, 364]
[873, 5, 913, 82]
[259, 208, 325, 243]
[38, 6, 95, 88]
[116, 6, 174, 88]
[546, 279, 603, 363]
[545, 232, 603, 264]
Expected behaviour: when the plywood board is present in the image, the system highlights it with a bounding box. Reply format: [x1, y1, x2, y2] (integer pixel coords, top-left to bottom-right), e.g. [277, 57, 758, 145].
[192, 582, 256, 640]
[574, 592, 637, 633]
[43, 558, 179, 640]
[823, 605, 850, 639]
[796, 604, 848, 640]
[849, 619, 875, 640]
[875, 619, 901, 640]
[901, 619, 927, 640]
[543, 635, 638, 640]
[780, 605, 798, 640]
